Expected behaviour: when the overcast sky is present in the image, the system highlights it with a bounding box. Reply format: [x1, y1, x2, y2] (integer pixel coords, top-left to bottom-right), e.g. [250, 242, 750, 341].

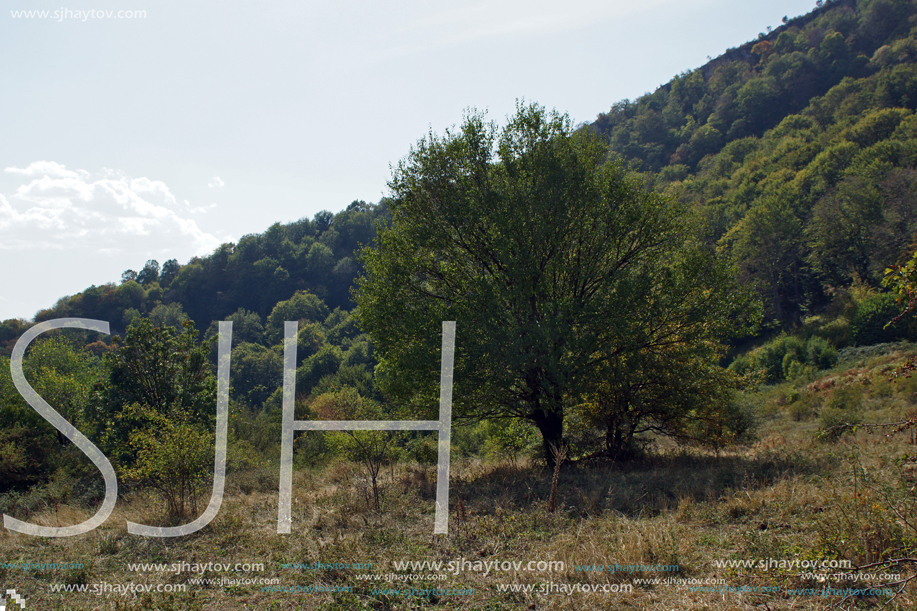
[1, 0, 819, 321]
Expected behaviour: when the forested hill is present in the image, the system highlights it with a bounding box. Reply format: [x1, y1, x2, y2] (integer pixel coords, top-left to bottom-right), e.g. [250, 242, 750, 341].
[591, 0, 917, 326]
[0, 201, 389, 354]
[592, 0, 881, 172]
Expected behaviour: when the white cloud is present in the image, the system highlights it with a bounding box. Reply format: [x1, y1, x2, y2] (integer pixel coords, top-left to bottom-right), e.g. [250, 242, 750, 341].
[4, 160, 90, 180]
[208, 176, 224, 189]
[0, 162, 222, 256]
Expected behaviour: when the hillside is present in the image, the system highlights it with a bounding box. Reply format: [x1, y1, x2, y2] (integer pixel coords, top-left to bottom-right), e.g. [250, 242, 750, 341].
[591, 0, 917, 327]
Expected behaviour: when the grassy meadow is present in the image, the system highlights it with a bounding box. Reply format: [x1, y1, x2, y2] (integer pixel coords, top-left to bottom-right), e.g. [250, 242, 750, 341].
[4, 343, 917, 610]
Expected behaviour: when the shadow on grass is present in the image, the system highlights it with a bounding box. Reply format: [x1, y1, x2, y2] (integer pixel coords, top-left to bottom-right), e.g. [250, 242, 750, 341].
[451, 448, 832, 519]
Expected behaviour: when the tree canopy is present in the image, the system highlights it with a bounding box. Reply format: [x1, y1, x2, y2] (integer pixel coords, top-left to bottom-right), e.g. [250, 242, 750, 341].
[356, 102, 759, 462]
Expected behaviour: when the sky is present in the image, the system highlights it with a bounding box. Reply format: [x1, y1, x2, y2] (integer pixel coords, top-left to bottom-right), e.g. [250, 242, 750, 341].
[1, 0, 820, 321]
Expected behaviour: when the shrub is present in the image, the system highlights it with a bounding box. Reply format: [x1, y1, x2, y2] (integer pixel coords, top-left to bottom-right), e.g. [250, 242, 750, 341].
[311, 388, 402, 509]
[819, 406, 862, 439]
[850, 293, 916, 346]
[406, 435, 438, 465]
[739, 334, 837, 383]
[727, 353, 755, 376]
[121, 403, 214, 523]
[818, 386, 865, 440]
[480, 419, 540, 464]
[807, 335, 839, 370]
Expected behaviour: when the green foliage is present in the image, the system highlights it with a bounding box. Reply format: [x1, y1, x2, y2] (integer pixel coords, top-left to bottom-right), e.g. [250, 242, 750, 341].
[357, 102, 759, 462]
[18, 1, 917, 489]
[229, 342, 281, 407]
[160, 258, 180, 287]
[99, 318, 216, 469]
[0, 419, 56, 492]
[731, 334, 839, 383]
[722, 191, 807, 322]
[850, 293, 916, 345]
[265, 291, 329, 344]
[148, 302, 189, 332]
[478, 419, 539, 464]
[115, 280, 145, 312]
[87, 320, 223, 522]
[136, 260, 160, 286]
[29, 202, 388, 337]
[583, 0, 917, 327]
[819, 403, 863, 440]
[0, 338, 103, 490]
[807, 335, 839, 369]
[295, 345, 343, 399]
[807, 176, 882, 286]
[121, 403, 214, 522]
[206, 308, 264, 345]
[404, 435, 438, 465]
[0, 318, 30, 356]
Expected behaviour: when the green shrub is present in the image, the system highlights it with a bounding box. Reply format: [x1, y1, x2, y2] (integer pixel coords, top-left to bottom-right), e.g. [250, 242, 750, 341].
[807, 336, 839, 370]
[122, 403, 215, 523]
[789, 394, 820, 422]
[731, 333, 841, 385]
[406, 435, 438, 465]
[812, 316, 851, 347]
[783, 358, 814, 381]
[727, 353, 755, 376]
[819, 385, 865, 439]
[758, 341, 787, 382]
[480, 419, 540, 464]
[451, 422, 487, 457]
[850, 294, 916, 346]
[826, 385, 864, 412]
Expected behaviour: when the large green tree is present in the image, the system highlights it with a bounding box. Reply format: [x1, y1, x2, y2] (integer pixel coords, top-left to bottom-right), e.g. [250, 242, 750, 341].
[356, 102, 758, 462]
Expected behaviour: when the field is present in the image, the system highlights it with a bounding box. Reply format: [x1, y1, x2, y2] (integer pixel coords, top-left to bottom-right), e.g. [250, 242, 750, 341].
[4, 344, 917, 610]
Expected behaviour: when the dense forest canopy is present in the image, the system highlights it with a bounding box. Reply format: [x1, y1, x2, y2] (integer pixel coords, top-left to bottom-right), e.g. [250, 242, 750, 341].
[592, 0, 917, 326]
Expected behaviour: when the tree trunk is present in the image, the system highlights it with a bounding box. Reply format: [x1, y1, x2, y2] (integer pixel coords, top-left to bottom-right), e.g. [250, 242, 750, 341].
[530, 409, 563, 468]
[605, 412, 637, 461]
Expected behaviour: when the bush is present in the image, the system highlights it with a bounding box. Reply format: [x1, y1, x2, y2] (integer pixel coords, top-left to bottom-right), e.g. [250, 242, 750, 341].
[812, 316, 851, 347]
[727, 353, 756, 376]
[818, 386, 865, 440]
[121, 403, 215, 523]
[311, 388, 402, 509]
[480, 419, 540, 464]
[758, 339, 790, 382]
[819, 406, 862, 439]
[738, 334, 838, 384]
[850, 293, 916, 346]
[450, 422, 487, 457]
[807, 336, 839, 370]
[405, 435, 438, 465]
